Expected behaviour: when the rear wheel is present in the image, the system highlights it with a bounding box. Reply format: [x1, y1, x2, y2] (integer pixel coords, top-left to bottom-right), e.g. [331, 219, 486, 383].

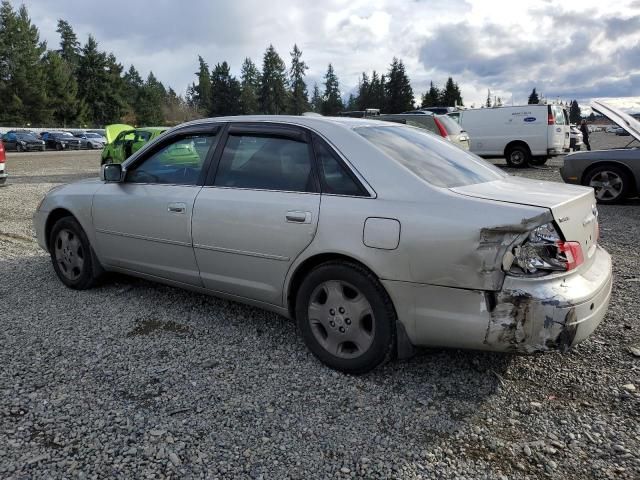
[49, 216, 102, 289]
[585, 165, 630, 204]
[505, 144, 530, 168]
[296, 261, 396, 374]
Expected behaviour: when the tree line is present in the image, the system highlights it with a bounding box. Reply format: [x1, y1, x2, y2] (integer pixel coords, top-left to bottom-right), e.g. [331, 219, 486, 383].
[0, 1, 466, 128]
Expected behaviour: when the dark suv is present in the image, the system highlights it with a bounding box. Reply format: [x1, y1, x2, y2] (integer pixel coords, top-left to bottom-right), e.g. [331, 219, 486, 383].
[42, 132, 81, 150]
[2, 132, 45, 152]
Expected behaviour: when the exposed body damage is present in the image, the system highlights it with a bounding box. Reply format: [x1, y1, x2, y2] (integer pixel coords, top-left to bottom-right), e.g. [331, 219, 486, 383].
[476, 211, 553, 291]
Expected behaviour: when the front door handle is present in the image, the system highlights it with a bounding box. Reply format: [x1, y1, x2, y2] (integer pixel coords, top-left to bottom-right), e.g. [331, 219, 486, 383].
[286, 211, 311, 224]
[168, 202, 186, 214]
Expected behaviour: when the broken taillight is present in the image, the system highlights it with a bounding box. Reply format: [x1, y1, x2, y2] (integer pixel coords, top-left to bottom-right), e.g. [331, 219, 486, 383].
[0, 142, 5, 163]
[433, 117, 449, 138]
[506, 222, 584, 275]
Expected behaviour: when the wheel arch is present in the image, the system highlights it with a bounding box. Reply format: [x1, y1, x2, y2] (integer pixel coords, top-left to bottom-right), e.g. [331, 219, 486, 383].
[44, 208, 77, 251]
[581, 161, 638, 195]
[503, 140, 531, 158]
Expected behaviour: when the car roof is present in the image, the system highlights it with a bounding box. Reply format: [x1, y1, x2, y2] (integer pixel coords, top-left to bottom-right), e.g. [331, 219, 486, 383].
[177, 115, 392, 132]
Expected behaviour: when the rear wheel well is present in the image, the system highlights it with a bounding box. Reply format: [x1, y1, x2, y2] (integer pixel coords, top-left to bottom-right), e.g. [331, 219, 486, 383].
[45, 208, 75, 250]
[503, 140, 531, 158]
[582, 162, 637, 194]
[287, 253, 382, 319]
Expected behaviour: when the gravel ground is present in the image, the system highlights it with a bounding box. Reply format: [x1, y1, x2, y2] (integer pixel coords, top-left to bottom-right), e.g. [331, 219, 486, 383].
[0, 133, 638, 479]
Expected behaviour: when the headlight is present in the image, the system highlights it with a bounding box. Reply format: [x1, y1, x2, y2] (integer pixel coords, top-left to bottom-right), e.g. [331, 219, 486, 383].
[506, 222, 584, 276]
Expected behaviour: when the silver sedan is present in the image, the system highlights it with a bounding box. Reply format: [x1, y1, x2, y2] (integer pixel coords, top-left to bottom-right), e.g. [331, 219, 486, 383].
[34, 116, 612, 373]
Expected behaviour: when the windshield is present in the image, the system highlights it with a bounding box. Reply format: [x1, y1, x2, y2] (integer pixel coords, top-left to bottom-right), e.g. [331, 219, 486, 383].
[355, 125, 505, 188]
[86, 133, 102, 138]
[17, 134, 38, 141]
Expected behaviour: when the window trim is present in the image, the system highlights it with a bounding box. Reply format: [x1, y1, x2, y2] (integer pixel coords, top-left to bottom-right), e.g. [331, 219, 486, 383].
[310, 133, 370, 198]
[204, 122, 320, 194]
[122, 125, 221, 187]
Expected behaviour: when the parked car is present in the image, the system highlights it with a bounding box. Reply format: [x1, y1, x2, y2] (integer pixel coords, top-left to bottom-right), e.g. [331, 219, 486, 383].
[615, 127, 630, 136]
[42, 131, 81, 150]
[561, 101, 640, 204]
[377, 113, 470, 150]
[101, 124, 168, 165]
[35, 115, 611, 373]
[0, 140, 6, 185]
[457, 105, 570, 167]
[1, 132, 45, 152]
[74, 132, 106, 149]
[86, 129, 106, 137]
[569, 124, 583, 151]
[605, 126, 618, 133]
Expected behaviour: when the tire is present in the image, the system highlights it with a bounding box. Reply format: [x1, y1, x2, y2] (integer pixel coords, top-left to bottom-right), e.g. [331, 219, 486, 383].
[295, 261, 396, 374]
[55, 143, 62, 151]
[529, 156, 548, 166]
[16, 144, 23, 152]
[49, 216, 102, 289]
[86, 143, 93, 150]
[505, 144, 531, 168]
[584, 165, 630, 204]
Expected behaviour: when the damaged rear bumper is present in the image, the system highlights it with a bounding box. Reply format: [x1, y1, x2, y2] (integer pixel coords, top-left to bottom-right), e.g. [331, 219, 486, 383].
[382, 245, 612, 353]
[485, 245, 612, 352]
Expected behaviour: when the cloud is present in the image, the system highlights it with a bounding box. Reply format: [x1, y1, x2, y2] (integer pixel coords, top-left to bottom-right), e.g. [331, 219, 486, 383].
[13, 0, 640, 111]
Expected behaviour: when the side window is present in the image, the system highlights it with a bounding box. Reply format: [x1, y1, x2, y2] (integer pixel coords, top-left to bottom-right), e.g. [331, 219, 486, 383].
[313, 138, 366, 196]
[214, 134, 314, 192]
[125, 133, 217, 185]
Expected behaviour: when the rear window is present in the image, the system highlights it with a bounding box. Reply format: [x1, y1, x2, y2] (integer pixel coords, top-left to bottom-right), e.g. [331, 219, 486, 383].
[355, 125, 505, 188]
[551, 106, 566, 125]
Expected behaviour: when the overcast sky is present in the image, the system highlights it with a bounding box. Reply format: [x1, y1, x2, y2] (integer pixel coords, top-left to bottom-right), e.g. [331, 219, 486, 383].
[17, 0, 640, 111]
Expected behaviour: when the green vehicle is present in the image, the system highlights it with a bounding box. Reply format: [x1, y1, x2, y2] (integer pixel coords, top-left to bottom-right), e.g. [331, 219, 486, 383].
[101, 124, 168, 165]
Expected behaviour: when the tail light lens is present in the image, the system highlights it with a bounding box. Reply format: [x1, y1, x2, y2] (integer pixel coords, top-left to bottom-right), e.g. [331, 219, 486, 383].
[506, 222, 584, 276]
[0, 142, 5, 163]
[548, 112, 555, 125]
[433, 117, 449, 138]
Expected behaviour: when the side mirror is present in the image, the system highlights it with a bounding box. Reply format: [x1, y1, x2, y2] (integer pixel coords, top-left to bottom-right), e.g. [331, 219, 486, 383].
[101, 163, 123, 182]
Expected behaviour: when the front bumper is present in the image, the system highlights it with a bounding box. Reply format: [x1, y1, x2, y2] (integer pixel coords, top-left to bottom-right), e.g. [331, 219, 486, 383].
[383, 245, 612, 353]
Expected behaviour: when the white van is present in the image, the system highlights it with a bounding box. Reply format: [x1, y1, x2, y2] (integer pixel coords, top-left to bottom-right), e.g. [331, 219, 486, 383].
[455, 105, 570, 167]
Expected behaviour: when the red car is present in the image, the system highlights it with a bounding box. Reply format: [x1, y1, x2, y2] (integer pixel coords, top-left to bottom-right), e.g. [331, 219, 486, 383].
[0, 140, 7, 185]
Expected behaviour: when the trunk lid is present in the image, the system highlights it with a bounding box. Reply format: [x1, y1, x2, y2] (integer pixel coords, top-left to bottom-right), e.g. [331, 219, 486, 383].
[591, 100, 640, 142]
[451, 176, 599, 267]
[105, 124, 134, 144]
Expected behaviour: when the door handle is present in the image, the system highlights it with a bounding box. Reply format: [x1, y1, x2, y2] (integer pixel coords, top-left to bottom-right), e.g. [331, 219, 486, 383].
[286, 211, 311, 224]
[168, 202, 186, 214]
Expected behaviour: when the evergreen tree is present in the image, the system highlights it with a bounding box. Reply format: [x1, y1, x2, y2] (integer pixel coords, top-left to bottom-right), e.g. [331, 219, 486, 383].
[421, 81, 440, 108]
[122, 65, 143, 123]
[103, 53, 127, 123]
[239, 57, 260, 114]
[384, 58, 414, 113]
[346, 93, 357, 110]
[310, 83, 322, 113]
[495, 96, 503, 107]
[528, 88, 540, 104]
[210, 61, 241, 116]
[43, 51, 84, 126]
[369, 71, 386, 110]
[440, 77, 463, 107]
[193, 56, 212, 114]
[259, 44, 288, 114]
[135, 71, 166, 125]
[288, 44, 309, 115]
[356, 72, 371, 110]
[321, 63, 343, 115]
[569, 100, 582, 124]
[56, 19, 80, 72]
[0, 2, 48, 125]
[485, 89, 492, 108]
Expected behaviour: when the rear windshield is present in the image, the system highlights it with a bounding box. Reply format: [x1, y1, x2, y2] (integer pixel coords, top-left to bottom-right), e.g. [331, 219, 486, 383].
[355, 125, 505, 188]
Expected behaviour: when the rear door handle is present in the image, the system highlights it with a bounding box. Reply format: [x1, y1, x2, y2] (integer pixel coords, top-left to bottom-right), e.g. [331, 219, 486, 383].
[286, 211, 311, 224]
[168, 202, 186, 214]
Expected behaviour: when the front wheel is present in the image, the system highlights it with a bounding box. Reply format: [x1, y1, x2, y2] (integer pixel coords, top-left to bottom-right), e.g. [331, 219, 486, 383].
[585, 165, 630, 204]
[55, 143, 62, 151]
[505, 145, 530, 168]
[16, 144, 23, 152]
[49, 216, 102, 289]
[86, 143, 93, 150]
[296, 262, 396, 374]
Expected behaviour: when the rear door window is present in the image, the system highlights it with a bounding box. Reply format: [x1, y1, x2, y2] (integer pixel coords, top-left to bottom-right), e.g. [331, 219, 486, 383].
[355, 125, 504, 188]
[313, 138, 367, 196]
[214, 134, 315, 192]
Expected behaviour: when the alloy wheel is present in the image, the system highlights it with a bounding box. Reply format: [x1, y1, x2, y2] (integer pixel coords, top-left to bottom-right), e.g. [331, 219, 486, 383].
[54, 228, 85, 281]
[589, 170, 624, 201]
[307, 280, 375, 359]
